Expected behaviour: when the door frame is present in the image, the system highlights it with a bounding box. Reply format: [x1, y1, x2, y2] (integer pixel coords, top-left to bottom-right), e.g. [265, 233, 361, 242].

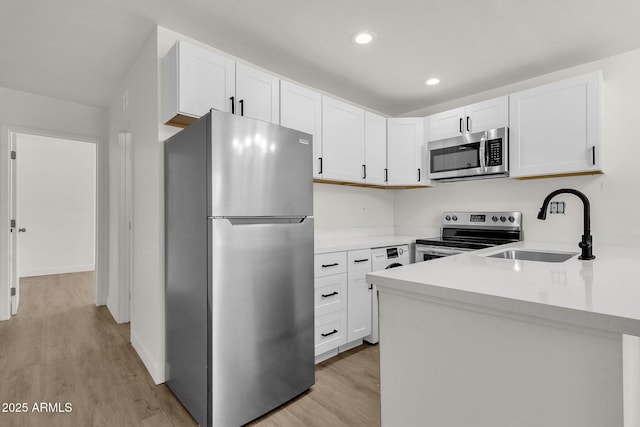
[0, 125, 107, 320]
[117, 131, 132, 323]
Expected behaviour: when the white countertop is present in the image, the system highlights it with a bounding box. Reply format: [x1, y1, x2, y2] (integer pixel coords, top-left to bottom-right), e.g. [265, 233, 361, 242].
[314, 235, 419, 254]
[367, 241, 640, 336]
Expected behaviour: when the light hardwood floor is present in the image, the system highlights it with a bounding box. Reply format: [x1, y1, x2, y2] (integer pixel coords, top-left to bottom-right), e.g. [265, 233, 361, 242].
[0, 273, 380, 426]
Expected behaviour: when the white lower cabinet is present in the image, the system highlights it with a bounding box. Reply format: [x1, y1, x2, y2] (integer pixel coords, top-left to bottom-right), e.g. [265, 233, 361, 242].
[314, 249, 373, 363]
[347, 269, 372, 342]
[314, 274, 347, 317]
[314, 311, 347, 356]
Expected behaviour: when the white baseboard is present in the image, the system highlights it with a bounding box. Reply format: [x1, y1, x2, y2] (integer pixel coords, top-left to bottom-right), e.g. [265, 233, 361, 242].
[20, 264, 95, 278]
[106, 294, 123, 324]
[131, 330, 165, 385]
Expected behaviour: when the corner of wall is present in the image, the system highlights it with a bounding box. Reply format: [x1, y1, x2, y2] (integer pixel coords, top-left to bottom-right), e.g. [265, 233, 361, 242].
[131, 328, 166, 384]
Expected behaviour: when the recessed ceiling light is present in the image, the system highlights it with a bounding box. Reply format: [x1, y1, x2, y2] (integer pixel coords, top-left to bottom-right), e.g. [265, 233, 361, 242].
[426, 78, 440, 86]
[352, 31, 375, 45]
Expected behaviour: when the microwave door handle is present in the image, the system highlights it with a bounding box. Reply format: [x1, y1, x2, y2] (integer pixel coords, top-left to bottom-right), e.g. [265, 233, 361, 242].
[479, 134, 487, 171]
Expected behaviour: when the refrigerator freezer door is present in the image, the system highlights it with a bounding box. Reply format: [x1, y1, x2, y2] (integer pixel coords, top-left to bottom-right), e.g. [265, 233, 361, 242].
[208, 217, 315, 426]
[208, 109, 313, 217]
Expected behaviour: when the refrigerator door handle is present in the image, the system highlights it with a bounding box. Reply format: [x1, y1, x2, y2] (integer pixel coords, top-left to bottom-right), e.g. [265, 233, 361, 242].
[221, 217, 308, 225]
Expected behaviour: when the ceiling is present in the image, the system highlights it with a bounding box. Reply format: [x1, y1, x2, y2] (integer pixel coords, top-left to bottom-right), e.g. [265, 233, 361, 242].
[2, 0, 640, 116]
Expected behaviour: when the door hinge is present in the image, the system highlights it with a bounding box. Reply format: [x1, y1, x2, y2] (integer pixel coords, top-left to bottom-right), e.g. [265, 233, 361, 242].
[10, 288, 16, 296]
[10, 219, 16, 228]
[11, 151, 16, 160]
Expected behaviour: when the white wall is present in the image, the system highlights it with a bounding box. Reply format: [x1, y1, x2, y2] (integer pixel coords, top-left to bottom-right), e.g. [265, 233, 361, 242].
[313, 182, 395, 234]
[17, 134, 96, 277]
[394, 48, 640, 248]
[108, 29, 166, 382]
[0, 87, 108, 321]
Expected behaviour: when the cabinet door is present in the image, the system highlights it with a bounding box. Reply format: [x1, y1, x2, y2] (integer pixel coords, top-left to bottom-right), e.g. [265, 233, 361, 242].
[428, 107, 465, 141]
[347, 270, 372, 342]
[314, 274, 347, 317]
[465, 96, 509, 133]
[364, 112, 387, 185]
[509, 71, 603, 178]
[387, 118, 427, 186]
[235, 63, 280, 124]
[280, 81, 323, 178]
[315, 310, 347, 356]
[162, 40, 235, 126]
[321, 96, 365, 182]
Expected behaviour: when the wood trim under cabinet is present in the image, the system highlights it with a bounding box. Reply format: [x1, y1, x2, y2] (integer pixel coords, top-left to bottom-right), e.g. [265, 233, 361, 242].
[313, 178, 430, 190]
[165, 113, 198, 128]
[513, 171, 604, 180]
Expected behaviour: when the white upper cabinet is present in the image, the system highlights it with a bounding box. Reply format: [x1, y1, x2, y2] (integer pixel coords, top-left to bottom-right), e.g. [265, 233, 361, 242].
[162, 41, 280, 127]
[280, 81, 323, 178]
[321, 96, 365, 183]
[235, 63, 280, 124]
[387, 118, 429, 186]
[364, 112, 387, 185]
[428, 107, 465, 141]
[428, 96, 509, 141]
[509, 71, 603, 178]
[162, 40, 235, 127]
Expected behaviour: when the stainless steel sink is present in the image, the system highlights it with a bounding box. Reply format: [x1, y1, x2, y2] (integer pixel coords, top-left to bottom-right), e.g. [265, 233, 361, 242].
[487, 249, 577, 263]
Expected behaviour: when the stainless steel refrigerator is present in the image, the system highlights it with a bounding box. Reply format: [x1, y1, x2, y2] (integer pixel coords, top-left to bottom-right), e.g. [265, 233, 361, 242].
[164, 109, 314, 427]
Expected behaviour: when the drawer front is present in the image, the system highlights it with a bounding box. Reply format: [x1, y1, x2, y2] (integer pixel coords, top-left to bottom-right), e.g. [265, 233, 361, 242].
[348, 248, 372, 272]
[314, 310, 347, 356]
[314, 252, 347, 277]
[314, 274, 347, 316]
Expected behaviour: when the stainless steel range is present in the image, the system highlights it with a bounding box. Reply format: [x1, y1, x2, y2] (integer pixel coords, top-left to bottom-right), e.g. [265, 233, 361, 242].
[416, 211, 523, 262]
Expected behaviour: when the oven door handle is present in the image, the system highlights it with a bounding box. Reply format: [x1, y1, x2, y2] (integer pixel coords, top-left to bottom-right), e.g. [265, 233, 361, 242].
[417, 247, 466, 257]
[479, 133, 487, 172]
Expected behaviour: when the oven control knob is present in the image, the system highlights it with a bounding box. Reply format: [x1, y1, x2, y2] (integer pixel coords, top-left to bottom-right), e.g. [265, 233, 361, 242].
[508, 216, 515, 223]
[445, 215, 451, 221]
[452, 215, 458, 221]
[492, 216, 498, 222]
[500, 216, 506, 222]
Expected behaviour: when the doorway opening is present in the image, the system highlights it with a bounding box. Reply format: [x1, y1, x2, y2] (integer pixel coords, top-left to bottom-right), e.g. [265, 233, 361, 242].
[9, 131, 97, 316]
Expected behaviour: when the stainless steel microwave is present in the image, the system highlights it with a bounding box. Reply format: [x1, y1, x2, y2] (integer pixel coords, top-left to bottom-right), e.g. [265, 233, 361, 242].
[427, 127, 508, 181]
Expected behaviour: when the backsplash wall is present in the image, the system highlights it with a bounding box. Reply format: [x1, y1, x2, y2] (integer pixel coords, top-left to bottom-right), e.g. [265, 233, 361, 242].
[313, 182, 394, 231]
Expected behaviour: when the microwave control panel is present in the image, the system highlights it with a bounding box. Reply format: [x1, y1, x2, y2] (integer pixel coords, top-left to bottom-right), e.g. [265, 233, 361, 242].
[487, 139, 503, 166]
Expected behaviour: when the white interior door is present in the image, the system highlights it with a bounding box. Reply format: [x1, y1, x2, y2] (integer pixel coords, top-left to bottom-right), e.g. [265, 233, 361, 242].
[9, 132, 19, 315]
[16, 134, 96, 277]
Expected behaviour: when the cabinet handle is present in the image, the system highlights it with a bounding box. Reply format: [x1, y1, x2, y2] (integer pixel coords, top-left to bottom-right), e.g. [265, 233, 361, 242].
[592, 146, 596, 165]
[417, 168, 421, 182]
[321, 291, 339, 298]
[466, 116, 470, 132]
[321, 329, 338, 338]
[368, 284, 373, 290]
[230, 96, 235, 114]
[384, 168, 388, 182]
[321, 263, 339, 268]
[239, 99, 244, 116]
[459, 118, 463, 133]
[354, 258, 369, 263]
[319, 157, 323, 174]
[362, 164, 366, 180]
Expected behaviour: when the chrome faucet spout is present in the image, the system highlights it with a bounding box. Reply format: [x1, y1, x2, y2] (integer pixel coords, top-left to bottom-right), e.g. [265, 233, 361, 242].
[537, 188, 595, 260]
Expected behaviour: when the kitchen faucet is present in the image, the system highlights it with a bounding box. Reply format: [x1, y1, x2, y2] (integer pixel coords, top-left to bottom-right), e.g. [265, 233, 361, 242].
[537, 188, 595, 260]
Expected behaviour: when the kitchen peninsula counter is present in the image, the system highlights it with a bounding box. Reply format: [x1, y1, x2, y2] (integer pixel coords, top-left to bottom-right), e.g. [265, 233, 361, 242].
[367, 241, 640, 427]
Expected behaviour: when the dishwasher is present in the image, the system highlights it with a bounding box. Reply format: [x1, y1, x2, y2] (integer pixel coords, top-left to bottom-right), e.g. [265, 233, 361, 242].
[365, 244, 410, 344]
